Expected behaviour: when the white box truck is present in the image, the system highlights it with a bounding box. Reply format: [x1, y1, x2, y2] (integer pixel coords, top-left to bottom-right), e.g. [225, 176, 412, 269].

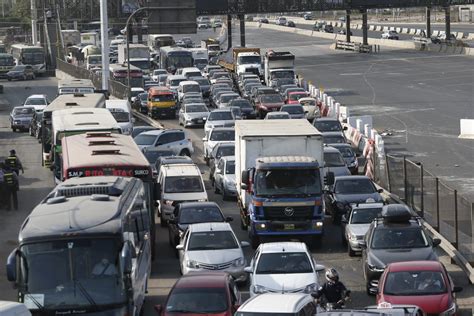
[117, 43, 151, 79]
[264, 51, 296, 88]
[235, 120, 331, 248]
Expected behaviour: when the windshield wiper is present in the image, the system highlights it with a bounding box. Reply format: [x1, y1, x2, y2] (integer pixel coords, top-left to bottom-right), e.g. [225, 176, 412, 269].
[22, 289, 45, 310]
[74, 279, 98, 310]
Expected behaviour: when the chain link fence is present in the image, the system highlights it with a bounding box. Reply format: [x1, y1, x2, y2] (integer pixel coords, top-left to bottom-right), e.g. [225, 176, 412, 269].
[377, 154, 474, 263]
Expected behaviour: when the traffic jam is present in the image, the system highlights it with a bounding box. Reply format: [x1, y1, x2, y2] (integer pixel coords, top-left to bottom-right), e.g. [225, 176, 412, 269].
[1, 16, 465, 316]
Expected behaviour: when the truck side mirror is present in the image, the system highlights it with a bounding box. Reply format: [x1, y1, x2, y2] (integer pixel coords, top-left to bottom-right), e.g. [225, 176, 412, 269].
[120, 242, 133, 274]
[6, 248, 18, 282]
[324, 171, 335, 186]
[241, 170, 249, 184]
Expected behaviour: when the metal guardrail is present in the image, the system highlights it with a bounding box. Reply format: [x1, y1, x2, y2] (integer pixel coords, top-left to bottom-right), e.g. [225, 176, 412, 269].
[335, 40, 375, 53]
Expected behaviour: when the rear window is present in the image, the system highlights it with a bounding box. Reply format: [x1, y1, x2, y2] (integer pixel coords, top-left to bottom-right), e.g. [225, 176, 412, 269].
[164, 176, 204, 193]
[210, 130, 235, 141]
[151, 94, 174, 102]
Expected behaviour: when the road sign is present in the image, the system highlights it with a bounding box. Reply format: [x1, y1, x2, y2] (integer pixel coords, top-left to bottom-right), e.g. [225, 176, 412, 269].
[146, 0, 197, 34]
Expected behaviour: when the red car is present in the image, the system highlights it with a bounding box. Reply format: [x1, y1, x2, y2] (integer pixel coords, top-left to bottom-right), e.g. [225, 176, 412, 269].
[375, 261, 462, 315]
[154, 272, 242, 315]
[286, 91, 309, 104]
[255, 94, 285, 118]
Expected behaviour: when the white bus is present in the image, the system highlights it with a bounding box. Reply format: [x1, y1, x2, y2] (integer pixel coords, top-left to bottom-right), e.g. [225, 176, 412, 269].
[57, 79, 95, 95]
[148, 34, 175, 52]
[10, 44, 46, 74]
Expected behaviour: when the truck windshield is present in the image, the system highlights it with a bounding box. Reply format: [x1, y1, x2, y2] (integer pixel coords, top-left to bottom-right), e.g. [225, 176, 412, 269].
[130, 60, 150, 71]
[255, 169, 321, 196]
[324, 152, 346, 167]
[237, 56, 261, 64]
[20, 239, 125, 309]
[110, 111, 130, 122]
[271, 70, 294, 79]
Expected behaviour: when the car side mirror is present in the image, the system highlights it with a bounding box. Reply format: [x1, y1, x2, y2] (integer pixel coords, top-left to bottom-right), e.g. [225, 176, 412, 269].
[241, 170, 249, 184]
[6, 248, 18, 282]
[369, 286, 379, 295]
[240, 241, 250, 247]
[120, 242, 133, 274]
[176, 244, 184, 250]
[358, 240, 367, 249]
[244, 266, 253, 273]
[314, 264, 326, 272]
[225, 216, 233, 222]
[202, 137, 207, 142]
[154, 304, 163, 314]
[324, 171, 335, 186]
[216, 168, 222, 174]
[377, 188, 384, 193]
[241, 183, 248, 190]
[452, 286, 463, 293]
[432, 238, 441, 247]
[343, 126, 348, 130]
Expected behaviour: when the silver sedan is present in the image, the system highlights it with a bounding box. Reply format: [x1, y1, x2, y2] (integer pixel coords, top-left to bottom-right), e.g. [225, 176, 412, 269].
[178, 103, 209, 127]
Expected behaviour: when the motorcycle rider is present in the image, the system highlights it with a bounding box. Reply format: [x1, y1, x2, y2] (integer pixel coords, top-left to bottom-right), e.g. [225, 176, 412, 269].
[312, 268, 350, 309]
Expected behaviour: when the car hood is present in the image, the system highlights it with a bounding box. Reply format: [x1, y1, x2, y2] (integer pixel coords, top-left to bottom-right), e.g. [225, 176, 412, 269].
[163, 192, 207, 202]
[187, 248, 243, 264]
[184, 112, 209, 119]
[335, 193, 383, 204]
[254, 273, 317, 291]
[369, 247, 437, 268]
[324, 166, 351, 177]
[12, 114, 34, 120]
[261, 102, 283, 109]
[382, 293, 451, 314]
[348, 223, 371, 237]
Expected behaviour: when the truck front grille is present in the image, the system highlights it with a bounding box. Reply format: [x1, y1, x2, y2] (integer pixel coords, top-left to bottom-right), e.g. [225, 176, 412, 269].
[263, 206, 313, 221]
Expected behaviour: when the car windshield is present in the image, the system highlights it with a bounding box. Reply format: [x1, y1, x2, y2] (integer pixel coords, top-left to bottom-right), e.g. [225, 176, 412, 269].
[20, 239, 125, 309]
[334, 178, 375, 194]
[166, 287, 228, 313]
[289, 92, 308, 101]
[232, 100, 252, 109]
[314, 120, 342, 132]
[188, 231, 239, 250]
[132, 127, 156, 138]
[25, 98, 46, 105]
[131, 90, 144, 97]
[210, 130, 235, 141]
[153, 70, 167, 75]
[245, 84, 261, 92]
[183, 85, 201, 93]
[255, 169, 322, 197]
[271, 70, 294, 79]
[225, 161, 235, 174]
[212, 72, 229, 79]
[324, 135, 346, 144]
[384, 271, 447, 296]
[214, 146, 235, 159]
[237, 56, 261, 64]
[193, 78, 210, 86]
[208, 111, 233, 121]
[12, 65, 26, 71]
[372, 227, 429, 249]
[261, 95, 283, 103]
[164, 176, 204, 193]
[267, 113, 289, 119]
[170, 79, 186, 86]
[179, 206, 224, 224]
[134, 134, 157, 145]
[336, 147, 355, 158]
[282, 106, 303, 114]
[220, 94, 238, 103]
[300, 99, 316, 107]
[324, 152, 346, 167]
[13, 107, 35, 115]
[186, 104, 208, 113]
[110, 111, 129, 123]
[139, 93, 148, 101]
[256, 252, 313, 274]
[151, 94, 174, 102]
[143, 150, 174, 163]
[350, 208, 382, 224]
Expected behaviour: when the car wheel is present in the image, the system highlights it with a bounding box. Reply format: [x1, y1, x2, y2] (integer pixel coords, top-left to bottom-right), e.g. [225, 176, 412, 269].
[348, 244, 356, 257]
[179, 149, 190, 157]
[168, 230, 173, 246]
[214, 183, 220, 194]
[12, 127, 16, 132]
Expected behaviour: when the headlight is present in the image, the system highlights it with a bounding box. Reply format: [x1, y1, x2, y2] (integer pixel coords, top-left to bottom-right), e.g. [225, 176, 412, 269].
[368, 264, 385, 272]
[440, 303, 456, 316]
[303, 283, 318, 294]
[15, 120, 20, 124]
[348, 233, 358, 241]
[164, 200, 174, 206]
[260, 105, 268, 110]
[313, 221, 323, 229]
[186, 259, 200, 268]
[348, 160, 358, 167]
[232, 257, 245, 267]
[198, 199, 207, 202]
[255, 223, 267, 231]
[252, 285, 269, 294]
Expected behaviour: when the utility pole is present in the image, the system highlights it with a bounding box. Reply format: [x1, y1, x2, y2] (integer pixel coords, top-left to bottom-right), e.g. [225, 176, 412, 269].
[100, 0, 110, 92]
[31, 0, 38, 44]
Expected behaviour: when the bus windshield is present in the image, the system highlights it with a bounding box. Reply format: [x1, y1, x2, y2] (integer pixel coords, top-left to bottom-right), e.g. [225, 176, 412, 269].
[130, 60, 151, 71]
[168, 55, 193, 68]
[20, 238, 126, 309]
[22, 51, 45, 64]
[0, 55, 14, 66]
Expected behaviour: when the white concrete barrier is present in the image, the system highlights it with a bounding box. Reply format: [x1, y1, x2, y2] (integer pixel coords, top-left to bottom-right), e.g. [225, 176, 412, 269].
[409, 28, 416, 34]
[348, 115, 373, 131]
[396, 27, 402, 33]
[402, 28, 408, 34]
[433, 30, 440, 37]
[459, 119, 474, 139]
[339, 106, 350, 121]
[369, 25, 375, 31]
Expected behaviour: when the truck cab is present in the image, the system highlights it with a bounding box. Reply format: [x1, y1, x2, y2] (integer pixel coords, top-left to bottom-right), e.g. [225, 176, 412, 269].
[264, 51, 296, 88]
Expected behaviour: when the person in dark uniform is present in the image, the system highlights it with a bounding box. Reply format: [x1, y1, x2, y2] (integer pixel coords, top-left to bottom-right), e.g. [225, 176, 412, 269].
[312, 268, 350, 309]
[5, 149, 24, 175]
[3, 164, 19, 210]
[0, 162, 6, 209]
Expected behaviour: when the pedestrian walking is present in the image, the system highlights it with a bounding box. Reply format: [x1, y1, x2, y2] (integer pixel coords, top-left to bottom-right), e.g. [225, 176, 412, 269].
[5, 149, 24, 175]
[3, 164, 19, 210]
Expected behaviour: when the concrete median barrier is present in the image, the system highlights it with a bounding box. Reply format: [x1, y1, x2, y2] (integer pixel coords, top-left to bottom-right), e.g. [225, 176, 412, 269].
[459, 119, 474, 139]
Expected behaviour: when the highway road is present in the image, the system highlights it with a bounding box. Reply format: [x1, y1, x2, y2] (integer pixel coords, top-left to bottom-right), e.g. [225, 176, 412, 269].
[0, 25, 473, 314]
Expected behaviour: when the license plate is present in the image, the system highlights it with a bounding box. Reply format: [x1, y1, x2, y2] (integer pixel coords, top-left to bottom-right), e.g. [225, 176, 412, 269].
[284, 224, 295, 230]
[197, 119, 203, 123]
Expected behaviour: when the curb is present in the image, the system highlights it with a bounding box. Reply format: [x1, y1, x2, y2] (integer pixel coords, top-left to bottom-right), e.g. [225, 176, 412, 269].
[132, 110, 164, 129]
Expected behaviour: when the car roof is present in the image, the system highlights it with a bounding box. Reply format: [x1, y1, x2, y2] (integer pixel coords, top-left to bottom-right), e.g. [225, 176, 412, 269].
[173, 272, 229, 289]
[238, 293, 313, 313]
[188, 222, 232, 232]
[138, 130, 166, 136]
[259, 241, 308, 253]
[387, 260, 443, 272]
[210, 127, 234, 132]
[161, 163, 200, 177]
[315, 117, 340, 122]
[322, 131, 345, 136]
[131, 87, 145, 91]
[324, 146, 341, 153]
[179, 80, 199, 86]
[336, 175, 370, 181]
[210, 108, 232, 113]
[27, 94, 47, 99]
[352, 203, 384, 210]
[179, 201, 220, 209]
[220, 156, 235, 163]
[168, 75, 187, 80]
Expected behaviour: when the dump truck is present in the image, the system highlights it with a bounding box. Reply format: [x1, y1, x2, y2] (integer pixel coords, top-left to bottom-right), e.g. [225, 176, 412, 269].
[218, 47, 262, 78]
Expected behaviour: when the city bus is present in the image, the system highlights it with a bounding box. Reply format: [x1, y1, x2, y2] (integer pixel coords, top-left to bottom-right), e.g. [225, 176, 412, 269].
[0, 53, 15, 78]
[148, 34, 175, 52]
[41, 93, 106, 168]
[57, 79, 95, 95]
[159, 46, 193, 74]
[109, 63, 144, 88]
[51, 108, 122, 182]
[10, 44, 46, 75]
[6, 176, 151, 315]
[60, 132, 157, 258]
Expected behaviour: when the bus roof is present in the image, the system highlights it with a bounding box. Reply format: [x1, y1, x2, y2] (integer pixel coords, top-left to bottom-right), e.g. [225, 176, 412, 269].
[10, 44, 43, 49]
[44, 93, 105, 114]
[62, 133, 150, 178]
[109, 63, 141, 72]
[18, 176, 141, 243]
[58, 78, 94, 88]
[52, 108, 121, 134]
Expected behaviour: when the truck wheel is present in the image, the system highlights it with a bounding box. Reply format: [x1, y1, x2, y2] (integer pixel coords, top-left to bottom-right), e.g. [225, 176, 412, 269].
[250, 235, 260, 249]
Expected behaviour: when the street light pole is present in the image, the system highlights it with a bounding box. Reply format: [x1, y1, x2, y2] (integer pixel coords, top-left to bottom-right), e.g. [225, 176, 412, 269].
[100, 0, 110, 92]
[31, 0, 38, 44]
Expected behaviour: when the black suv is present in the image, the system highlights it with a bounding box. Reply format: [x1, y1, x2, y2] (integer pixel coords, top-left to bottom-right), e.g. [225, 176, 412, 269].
[360, 204, 440, 294]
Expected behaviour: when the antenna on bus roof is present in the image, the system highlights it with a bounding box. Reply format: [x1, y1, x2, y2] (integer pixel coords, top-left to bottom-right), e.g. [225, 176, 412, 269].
[86, 132, 112, 138]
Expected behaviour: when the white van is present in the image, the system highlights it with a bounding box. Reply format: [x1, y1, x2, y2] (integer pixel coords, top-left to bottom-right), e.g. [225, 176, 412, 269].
[177, 80, 202, 102]
[0, 301, 31, 316]
[181, 67, 202, 80]
[105, 100, 134, 135]
[157, 163, 208, 226]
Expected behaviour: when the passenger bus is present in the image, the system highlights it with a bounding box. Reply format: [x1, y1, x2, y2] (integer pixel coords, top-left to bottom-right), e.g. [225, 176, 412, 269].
[10, 44, 46, 75]
[0, 53, 15, 78]
[60, 133, 157, 258]
[57, 79, 95, 95]
[6, 176, 151, 315]
[51, 108, 122, 181]
[148, 34, 175, 52]
[41, 93, 106, 168]
[109, 63, 144, 88]
[159, 46, 193, 74]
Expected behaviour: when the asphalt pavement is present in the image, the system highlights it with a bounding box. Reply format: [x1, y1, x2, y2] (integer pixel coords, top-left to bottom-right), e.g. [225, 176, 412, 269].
[0, 26, 472, 314]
